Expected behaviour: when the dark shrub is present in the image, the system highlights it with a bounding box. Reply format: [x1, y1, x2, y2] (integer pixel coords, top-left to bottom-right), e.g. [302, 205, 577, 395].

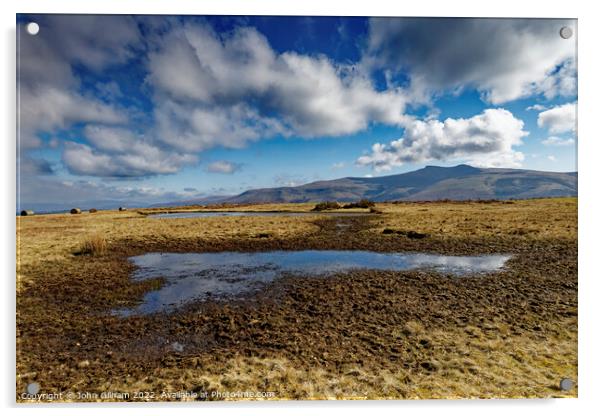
[343, 199, 375, 209]
[312, 201, 341, 211]
[358, 199, 375, 208]
[382, 228, 429, 239]
[405, 230, 429, 239]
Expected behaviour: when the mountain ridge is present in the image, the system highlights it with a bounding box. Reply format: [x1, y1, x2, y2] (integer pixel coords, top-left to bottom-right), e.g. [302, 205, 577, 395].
[153, 164, 577, 207]
[221, 164, 577, 204]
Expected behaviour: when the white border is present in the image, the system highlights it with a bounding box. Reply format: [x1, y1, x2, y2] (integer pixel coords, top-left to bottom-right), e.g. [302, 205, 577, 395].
[2, 1, 600, 415]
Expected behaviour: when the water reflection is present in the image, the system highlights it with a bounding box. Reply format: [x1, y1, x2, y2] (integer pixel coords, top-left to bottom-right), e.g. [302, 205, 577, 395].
[115, 251, 510, 316]
[148, 211, 370, 219]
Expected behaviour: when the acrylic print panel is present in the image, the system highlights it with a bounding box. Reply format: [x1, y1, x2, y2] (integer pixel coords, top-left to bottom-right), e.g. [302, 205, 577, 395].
[16, 14, 577, 402]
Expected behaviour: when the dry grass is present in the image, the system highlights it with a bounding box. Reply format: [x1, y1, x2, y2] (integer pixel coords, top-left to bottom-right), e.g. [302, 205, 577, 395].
[15, 198, 577, 401]
[16, 209, 319, 282]
[88, 315, 577, 401]
[77, 234, 108, 256]
[370, 198, 576, 240]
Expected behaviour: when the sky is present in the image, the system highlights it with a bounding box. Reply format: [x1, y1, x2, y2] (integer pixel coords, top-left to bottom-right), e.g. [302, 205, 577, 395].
[17, 15, 577, 210]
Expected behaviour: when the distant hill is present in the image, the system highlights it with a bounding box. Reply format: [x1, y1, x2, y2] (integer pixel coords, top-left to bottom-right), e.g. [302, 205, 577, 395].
[149, 194, 236, 208]
[219, 165, 577, 204]
[56, 164, 575, 212]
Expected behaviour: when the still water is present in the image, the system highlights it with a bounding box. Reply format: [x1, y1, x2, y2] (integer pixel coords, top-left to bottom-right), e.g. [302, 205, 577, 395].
[115, 251, 511, 316]
[148, 211, 370, 219]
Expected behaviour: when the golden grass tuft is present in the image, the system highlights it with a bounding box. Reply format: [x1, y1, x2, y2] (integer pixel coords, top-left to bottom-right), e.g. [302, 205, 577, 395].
[77, 234, 108, 256]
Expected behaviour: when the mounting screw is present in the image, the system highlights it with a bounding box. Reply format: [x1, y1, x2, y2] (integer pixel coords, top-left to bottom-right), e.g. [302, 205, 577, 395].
[26, 382, 40, 395]
[559, 378, 574, 391]
[559, 27, 573, 40]
[26, 22, 40, 36]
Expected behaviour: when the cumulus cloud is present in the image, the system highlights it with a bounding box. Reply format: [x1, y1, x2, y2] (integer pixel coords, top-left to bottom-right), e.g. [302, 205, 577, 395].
[366, 18, 576, 104]
[147, 24, 408, 152]
[62, 126, 196, 177]
[19, 87, 127, 149]
[18, 157, 54, 176]
[356, 109, 527, 172]
[20, 17, 410, 180]
[32, 15, 142, 71]
[18, 15, 578, 208]
[526, 104, 548, 111]
[205, 160, 242, 174]
[18, 16, 142, 149]
[542, 136, 575, 146]
[153, 100, 286, 152]
[537, 102, 577, 134]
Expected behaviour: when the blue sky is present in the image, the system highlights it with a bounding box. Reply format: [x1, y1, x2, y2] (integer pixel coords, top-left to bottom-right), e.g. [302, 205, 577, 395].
[17, 15, 577, 209]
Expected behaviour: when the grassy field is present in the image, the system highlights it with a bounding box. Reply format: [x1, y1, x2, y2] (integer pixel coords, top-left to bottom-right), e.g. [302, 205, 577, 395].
[16, 198, 577, 401]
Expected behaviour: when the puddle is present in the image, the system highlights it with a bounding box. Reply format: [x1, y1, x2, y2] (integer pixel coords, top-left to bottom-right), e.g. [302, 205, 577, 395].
[148, 211, 370, 219]
[115, 251, 511, 316]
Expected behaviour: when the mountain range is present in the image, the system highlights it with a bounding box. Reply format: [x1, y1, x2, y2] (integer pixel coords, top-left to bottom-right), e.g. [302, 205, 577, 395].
[156, 164, 577, 207]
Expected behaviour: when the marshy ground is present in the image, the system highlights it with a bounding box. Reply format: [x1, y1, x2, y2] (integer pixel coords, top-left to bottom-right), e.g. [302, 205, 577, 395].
[16, 198, 577, 401]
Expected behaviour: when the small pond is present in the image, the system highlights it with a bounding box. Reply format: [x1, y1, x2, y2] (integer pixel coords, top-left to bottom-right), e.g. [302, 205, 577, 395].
[115, 251, 511, 316]
[148, 211, 370, 219]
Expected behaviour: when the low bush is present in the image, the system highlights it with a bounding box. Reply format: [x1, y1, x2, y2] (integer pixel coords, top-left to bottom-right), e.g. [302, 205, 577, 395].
[382, 228, 429, 239]
[311, 201, 341, 211]
[342, 199, 375, 209]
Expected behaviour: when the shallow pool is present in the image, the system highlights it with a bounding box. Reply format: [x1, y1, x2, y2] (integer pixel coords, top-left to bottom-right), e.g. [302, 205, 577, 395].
[148, 211, 370, 219]
[115, 251, 511, 316]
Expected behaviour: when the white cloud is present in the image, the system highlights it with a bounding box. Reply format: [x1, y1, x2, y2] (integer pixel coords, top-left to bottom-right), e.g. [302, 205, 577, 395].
[537, 58, 577, 100]
[548, 155, 557, 161]
[332, 162, 345, 169]
[154, 101, 286, 153]
[356, 109, 527, 172]
[18, 16, 141, 149]
[205, 160, 242, 174]
[18, 16, 579, 196]
[18, 15, 201, 179]
[62, 126, 197, 178]
[20, 18, 410, 181]
[542, 136, 575, 146]
[18, 157, 54, 176]
[537, 102, 577, 134]
[29, 15, 143, 72]
[366, 18, 576, 104]
[147, 24, 409, 152]
[19, 87, 127, 148]
[526, 104, 548, 111]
